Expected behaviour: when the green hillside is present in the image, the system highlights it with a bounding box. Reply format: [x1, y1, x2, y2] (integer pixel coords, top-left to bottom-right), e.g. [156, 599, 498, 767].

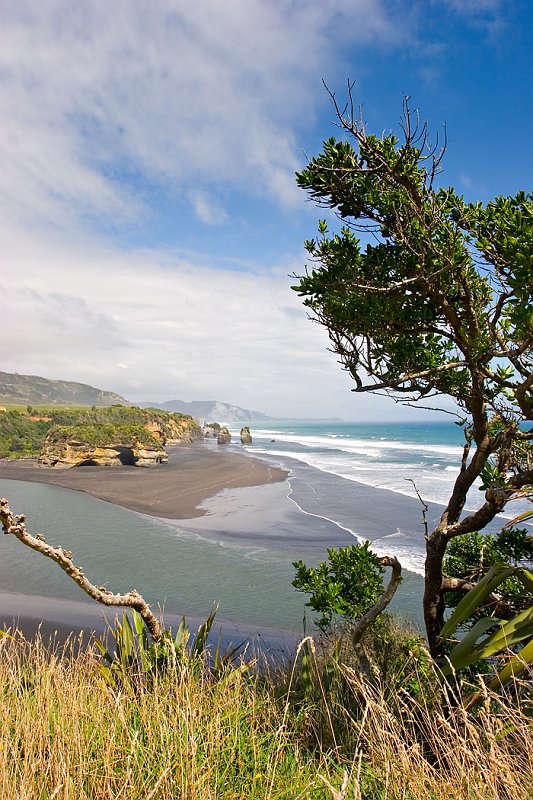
[0, 370, 130, 407]
[0, 405, 200, 460]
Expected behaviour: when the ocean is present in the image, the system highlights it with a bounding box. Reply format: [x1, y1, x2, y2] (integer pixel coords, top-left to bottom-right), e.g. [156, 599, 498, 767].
[236, 419, 468, 576]
[1, 420, 527, 635]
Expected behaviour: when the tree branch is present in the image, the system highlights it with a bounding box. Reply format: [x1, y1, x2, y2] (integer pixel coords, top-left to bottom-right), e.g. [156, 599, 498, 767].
[350, 556, 402, 648]
[0, 497, 163, 642]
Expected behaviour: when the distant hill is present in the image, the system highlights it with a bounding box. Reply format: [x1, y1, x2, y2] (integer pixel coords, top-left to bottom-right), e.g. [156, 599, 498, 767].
[139, 399, 271, 423]
[0, 371, 130, 407]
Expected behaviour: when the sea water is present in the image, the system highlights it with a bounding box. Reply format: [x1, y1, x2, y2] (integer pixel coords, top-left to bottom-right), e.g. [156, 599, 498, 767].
[231, 420, 465, 575]
[246, 421, 465, 507]
[1, 420, 528, 633]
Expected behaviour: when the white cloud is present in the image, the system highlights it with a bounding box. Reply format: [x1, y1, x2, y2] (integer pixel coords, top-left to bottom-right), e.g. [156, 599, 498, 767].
[0, 0, 402, 233]
[189, 190, 228, 225]
[0, 227, 371, 417]
[0, 1, 427, 421]
[431, 0, 503, 34]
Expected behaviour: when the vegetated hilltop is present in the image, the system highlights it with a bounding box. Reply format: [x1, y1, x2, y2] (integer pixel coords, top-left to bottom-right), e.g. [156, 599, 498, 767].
[0, 371, 272, 423]
[0, 405, 202, 465]
[139, 398, 271, 423]
[0, 370, 130, 407]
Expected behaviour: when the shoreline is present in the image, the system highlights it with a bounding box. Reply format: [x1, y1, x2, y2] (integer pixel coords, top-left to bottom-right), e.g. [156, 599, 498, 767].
[0, 442, 302, 643]
[0, 440, 288, 520]
[0, 440, 426, 640]
[0, 589, 299, 659]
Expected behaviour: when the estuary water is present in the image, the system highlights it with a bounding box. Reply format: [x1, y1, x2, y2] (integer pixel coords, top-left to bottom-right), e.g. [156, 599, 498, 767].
[2, 420, 527, 635]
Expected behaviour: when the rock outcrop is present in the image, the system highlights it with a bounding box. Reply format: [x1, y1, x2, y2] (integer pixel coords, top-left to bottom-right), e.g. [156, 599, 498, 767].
[38, 440, 168, 468]
[144, 416, 202, 445]
[240, 426, 252, 444]
[203, 423, 221, 438]
[217, 426, 231, 444]
[38, 423, 169, 468]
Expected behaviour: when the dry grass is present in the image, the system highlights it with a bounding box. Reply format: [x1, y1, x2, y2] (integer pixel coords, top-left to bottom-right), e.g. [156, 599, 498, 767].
[336, 665, 533, 800]
[0, 629, 531, 800]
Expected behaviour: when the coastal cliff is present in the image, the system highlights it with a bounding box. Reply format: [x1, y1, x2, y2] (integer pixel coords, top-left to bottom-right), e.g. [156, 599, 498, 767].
[144, 414, 202, 446]
[0, 406, 202, 465]
[38, 424, 168, 468]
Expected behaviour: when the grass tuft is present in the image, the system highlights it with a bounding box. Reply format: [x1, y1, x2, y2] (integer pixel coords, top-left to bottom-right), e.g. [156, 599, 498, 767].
[0, 626, 531, 799]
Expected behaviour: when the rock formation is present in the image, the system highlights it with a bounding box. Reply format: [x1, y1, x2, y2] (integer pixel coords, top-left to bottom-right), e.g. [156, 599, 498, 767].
[1, 405, 202, 465]
[38, 440, 168, 468]
[144, 416, 202, 445]
[217, 426, 231, 444]
[38, 423, 169, 468]
[240, 426, 252, 444]
[203, 423, 221, 438]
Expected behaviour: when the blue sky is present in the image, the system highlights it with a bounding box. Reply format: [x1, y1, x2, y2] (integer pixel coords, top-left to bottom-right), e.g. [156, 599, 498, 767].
[1, 0, 531, 419]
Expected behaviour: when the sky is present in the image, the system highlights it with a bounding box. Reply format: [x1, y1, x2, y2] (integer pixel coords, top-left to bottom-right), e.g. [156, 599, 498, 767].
[1, 0, 531, 420]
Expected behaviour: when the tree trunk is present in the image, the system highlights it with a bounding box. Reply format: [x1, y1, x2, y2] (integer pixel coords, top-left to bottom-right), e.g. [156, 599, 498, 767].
[424, 530, 448, 658]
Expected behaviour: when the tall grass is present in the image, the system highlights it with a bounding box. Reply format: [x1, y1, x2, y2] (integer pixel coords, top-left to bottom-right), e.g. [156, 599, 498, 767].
[0, 628, 531, 799]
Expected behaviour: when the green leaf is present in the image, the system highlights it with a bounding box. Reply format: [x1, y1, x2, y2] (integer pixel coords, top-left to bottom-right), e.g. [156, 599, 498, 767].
[93, 636, 114, 665]
[117, 613, 135, 669]
[516, 568, 533, 594]
[192, 603, 219, 658]
[440, 564, 517, 641]
[442, 617, 502, 673]
[479, 605, 533, 658]
[486, 636, 533, 690]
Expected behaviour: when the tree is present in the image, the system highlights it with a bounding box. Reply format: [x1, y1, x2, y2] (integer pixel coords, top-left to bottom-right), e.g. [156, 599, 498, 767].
[293, 88, 533, 660]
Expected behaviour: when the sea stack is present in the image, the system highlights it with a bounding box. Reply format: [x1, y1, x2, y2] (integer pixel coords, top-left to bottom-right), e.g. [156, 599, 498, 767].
[217, 426, 231, 444]
[240, 426, 252, 444]
[203, 423, 220, 438]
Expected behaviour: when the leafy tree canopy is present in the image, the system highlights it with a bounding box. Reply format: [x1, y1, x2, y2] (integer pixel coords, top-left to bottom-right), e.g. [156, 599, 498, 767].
[293, 89, 533, 660]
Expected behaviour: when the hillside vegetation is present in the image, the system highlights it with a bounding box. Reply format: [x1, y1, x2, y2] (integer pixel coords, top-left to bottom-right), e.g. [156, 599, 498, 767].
[0, 370, 130, 407]
[0, 406, 200, 460]
[0, 622, 531, 800]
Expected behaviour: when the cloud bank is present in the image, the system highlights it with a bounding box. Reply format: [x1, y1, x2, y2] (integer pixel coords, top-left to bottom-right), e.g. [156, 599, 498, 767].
[0, 0, 400, 231]
[2, 1, 513, 419]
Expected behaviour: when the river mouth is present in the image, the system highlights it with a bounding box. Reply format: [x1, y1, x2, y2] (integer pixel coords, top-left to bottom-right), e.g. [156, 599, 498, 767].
[0, 475, 425, 638]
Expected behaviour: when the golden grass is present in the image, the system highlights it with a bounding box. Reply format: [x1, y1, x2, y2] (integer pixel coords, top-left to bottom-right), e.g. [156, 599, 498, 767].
[0, 630, 531, 800]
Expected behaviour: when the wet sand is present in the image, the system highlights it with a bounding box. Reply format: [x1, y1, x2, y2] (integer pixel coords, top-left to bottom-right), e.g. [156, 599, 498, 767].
[0, 590, 298, 660]
[0, 441, 288, 519]
[0, 442, 426, 643]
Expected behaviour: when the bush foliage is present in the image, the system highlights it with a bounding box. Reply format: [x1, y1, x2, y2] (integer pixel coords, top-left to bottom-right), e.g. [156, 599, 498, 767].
[0, 405, 199, 459]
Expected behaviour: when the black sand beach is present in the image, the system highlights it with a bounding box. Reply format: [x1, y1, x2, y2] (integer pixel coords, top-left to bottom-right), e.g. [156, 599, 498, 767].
[0, 442, 293, 642]
[0, 441, 288, 519]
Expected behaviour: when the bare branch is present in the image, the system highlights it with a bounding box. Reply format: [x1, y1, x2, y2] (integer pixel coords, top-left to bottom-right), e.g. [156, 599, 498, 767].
[351, 555, 402, 648]
[0, 497, 163, 642]
[407, 479, 429, 539]
[348, 360, 467, 393]
[441, 575, 516, 619]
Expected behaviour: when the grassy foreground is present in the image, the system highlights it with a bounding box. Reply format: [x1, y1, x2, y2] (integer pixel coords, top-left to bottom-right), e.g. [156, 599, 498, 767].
[1, 628, 532, 800]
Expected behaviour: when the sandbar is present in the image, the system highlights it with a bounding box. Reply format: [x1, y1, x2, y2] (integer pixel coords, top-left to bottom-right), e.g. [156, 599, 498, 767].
[0, 441, 288, 520]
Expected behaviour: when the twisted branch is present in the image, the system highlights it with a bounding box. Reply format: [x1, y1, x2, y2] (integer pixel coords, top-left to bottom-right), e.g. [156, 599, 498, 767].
[351, 555, 402, 648]
[0, 497, 162, 642]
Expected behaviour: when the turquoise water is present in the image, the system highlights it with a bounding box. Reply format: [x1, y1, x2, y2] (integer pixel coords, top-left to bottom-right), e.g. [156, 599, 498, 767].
[239, 420, 466, 508]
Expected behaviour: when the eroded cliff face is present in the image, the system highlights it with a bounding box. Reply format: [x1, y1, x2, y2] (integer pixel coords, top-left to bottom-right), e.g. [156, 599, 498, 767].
[146, 417, 203, 445]
[38, 439, 168, 468]
[34, 409, 202, 468]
